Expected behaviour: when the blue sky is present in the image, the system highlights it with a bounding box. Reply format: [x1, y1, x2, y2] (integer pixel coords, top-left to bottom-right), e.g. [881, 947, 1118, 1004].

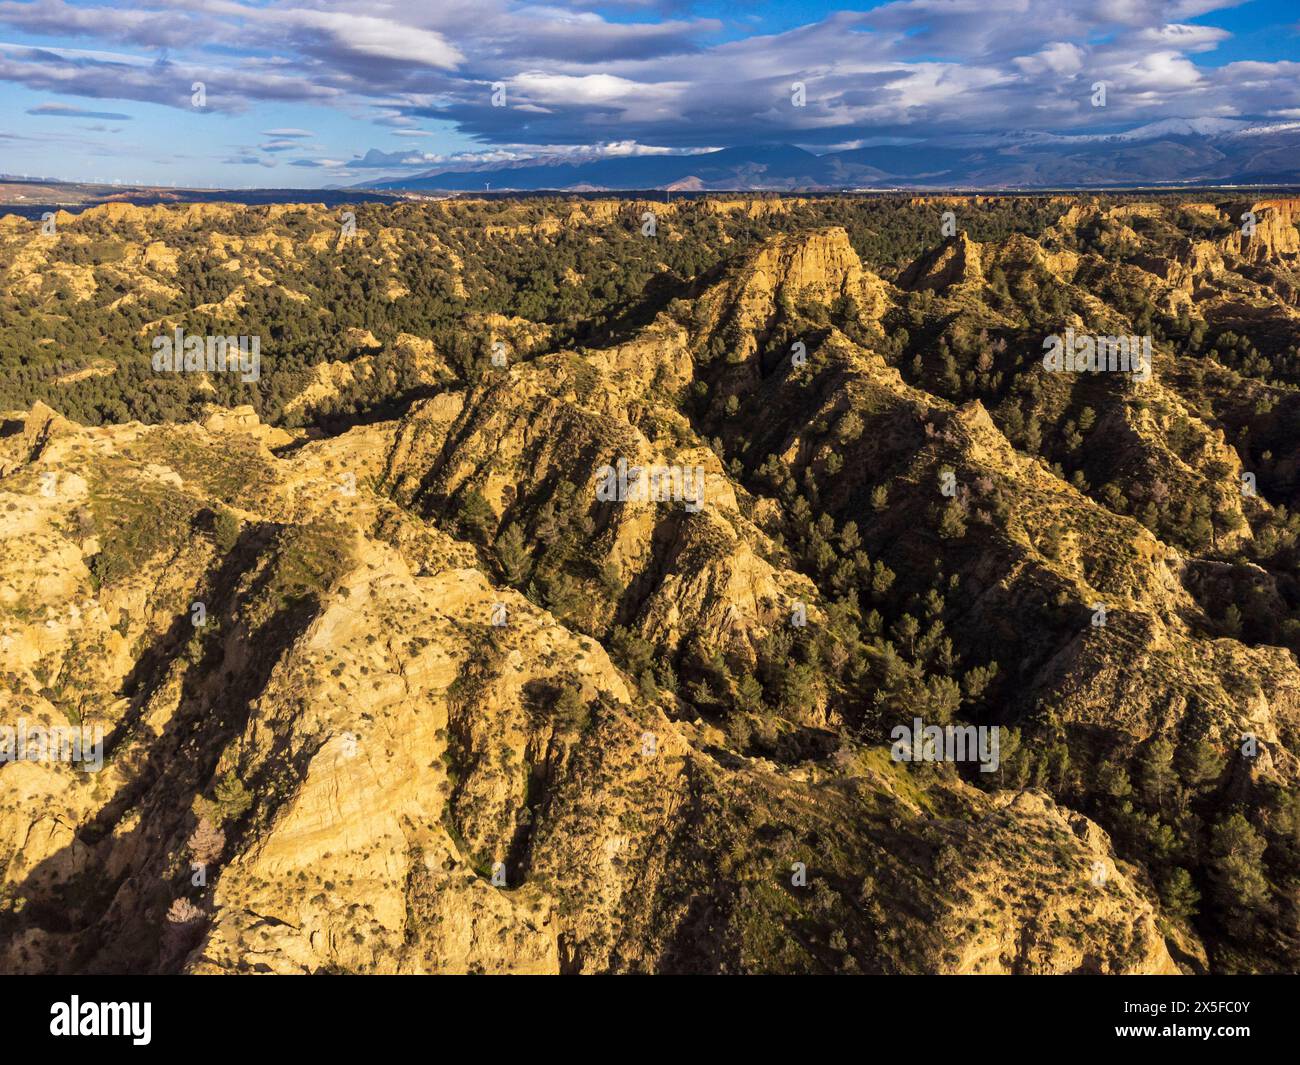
[1, 0, 1298, 187]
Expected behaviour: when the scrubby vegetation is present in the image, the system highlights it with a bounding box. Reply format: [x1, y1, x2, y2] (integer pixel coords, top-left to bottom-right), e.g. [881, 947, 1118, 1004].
[3, 192, 1299, 974]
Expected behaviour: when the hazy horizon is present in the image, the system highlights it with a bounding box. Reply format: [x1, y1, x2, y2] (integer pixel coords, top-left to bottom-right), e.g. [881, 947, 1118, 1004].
[3, 1, 1300, 188]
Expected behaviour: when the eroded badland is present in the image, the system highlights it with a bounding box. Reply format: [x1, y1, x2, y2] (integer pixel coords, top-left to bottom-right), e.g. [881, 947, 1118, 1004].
[0, 193, 1298, 974]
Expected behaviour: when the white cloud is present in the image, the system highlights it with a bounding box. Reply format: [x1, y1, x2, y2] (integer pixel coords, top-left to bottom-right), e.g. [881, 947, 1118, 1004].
[0, 0, 1298, 161]
[1014, 42, 1086, 77]
[262, 9, 463, 69]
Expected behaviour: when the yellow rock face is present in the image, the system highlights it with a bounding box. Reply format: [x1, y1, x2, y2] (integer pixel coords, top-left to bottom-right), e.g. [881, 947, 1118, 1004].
[2, 196, 1298, 976]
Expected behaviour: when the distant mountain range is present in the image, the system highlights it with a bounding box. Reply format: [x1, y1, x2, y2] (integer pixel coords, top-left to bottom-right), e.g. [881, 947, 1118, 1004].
[361, 121, 1300, 192]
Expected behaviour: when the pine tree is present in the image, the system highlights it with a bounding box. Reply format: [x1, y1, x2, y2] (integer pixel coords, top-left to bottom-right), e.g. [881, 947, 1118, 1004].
[892, 614, 920, 657]
[553, 685, 589, 729]
[457, 490, 495, 543]
[1161, 867, 1200, 921]
[837, 411, 864, 443]
[1182, 737, 1226, 790]
[1139, 736, 1177, 811]
[495, 523, 531, 586]
[937, 499, 967, 539]
[1209, 813, 1271, 919]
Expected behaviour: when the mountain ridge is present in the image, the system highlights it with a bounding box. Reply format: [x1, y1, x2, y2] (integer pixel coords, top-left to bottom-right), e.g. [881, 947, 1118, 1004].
[362, 124, 1300, 192]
